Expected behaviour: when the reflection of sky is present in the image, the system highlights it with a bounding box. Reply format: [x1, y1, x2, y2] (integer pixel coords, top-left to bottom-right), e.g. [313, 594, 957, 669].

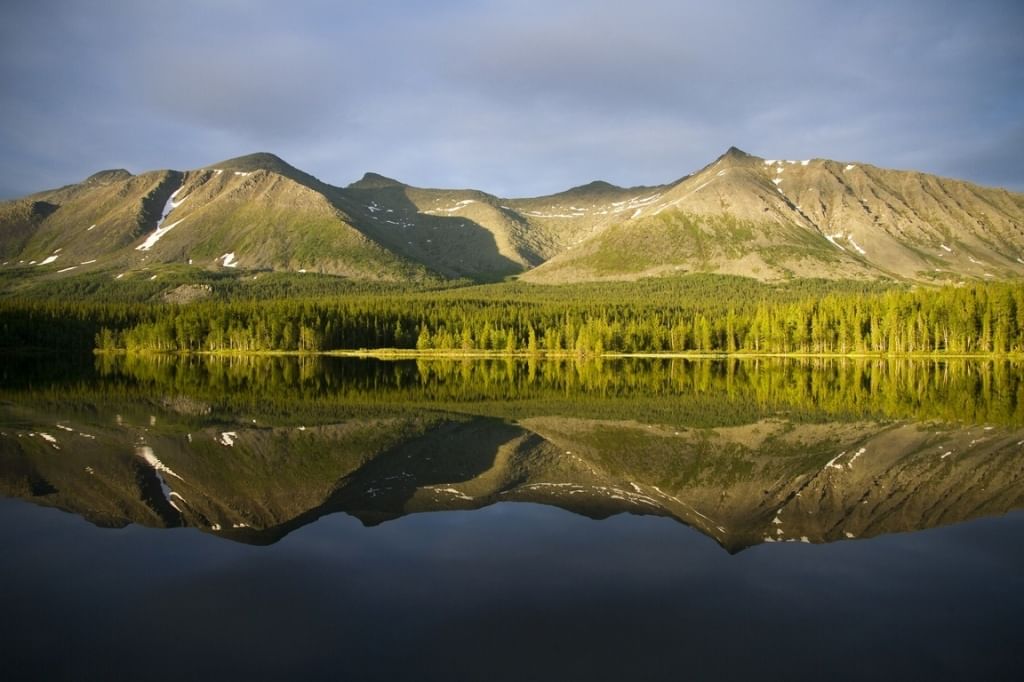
[1, 498, 1021, 680]
[1, 1, 1022, 198]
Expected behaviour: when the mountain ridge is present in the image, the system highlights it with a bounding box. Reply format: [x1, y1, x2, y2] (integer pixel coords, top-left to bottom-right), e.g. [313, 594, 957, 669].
[2, 147, 1022, 285]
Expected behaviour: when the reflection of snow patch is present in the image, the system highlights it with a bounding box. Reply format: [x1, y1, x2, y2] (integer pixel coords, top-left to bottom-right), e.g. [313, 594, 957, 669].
[825, 451, 847, 469]
[137, 446, 184, 480]
[219, 431, 237, 446]
[846, 447, 867, 467]
[430, 486, 473, 500]
[136, 446, 184, 511]
[38, 433, 60, 449]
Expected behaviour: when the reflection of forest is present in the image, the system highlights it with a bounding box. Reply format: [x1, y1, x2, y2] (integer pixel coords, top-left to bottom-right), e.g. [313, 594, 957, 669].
[2, 356, 1023, 551]
[75, 353, 1024, 426]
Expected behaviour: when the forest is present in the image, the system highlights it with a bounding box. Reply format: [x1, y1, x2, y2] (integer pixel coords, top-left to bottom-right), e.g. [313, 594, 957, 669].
[1, 277, 1023, 356]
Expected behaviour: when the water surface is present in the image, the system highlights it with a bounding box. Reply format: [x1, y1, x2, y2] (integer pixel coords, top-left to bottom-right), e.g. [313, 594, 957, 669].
[1, 355, 1022, 680]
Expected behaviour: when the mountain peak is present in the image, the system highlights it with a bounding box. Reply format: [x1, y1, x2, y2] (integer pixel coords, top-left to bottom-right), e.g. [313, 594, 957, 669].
[203, 152, 332, 193]
[716, 146, 758, 164]
[208, 152, 296, 174]
[84, 169, 132, 184]
[348, 172, 406, 190]
[563, 180, 623, 195]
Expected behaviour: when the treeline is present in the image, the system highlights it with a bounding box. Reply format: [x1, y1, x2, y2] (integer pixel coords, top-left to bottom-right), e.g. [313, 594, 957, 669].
[105, 282, 1024, 354]
[2, 281, 1023, 355]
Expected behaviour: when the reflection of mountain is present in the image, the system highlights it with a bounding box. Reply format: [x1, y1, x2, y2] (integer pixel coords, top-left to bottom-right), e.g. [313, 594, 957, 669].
[3, 400, 1022, 553]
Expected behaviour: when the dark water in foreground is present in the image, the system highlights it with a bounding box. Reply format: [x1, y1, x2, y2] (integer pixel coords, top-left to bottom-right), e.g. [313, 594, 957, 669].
[1, 355, 1022, 681]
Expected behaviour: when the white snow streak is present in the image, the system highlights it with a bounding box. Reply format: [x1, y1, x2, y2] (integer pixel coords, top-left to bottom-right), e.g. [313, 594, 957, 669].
[38, 433, 60, 449]
[825, 451, 847, 469]
[847, 235, 867, 256]
[219, 253, 238, 268]
[137, 218, 184, 251]
[825, 234, 847, 251]
[136, 446, 184, 480]
[846, 447, 867, 467]
[219, 431, 238, 446]
[430, 486, 473, 500]
[38, 255, 59, 265]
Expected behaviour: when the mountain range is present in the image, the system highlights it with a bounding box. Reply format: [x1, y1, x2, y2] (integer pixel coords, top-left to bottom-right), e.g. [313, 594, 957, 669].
[3, 403, 1022, 553]
[2, 147, 1024, 285]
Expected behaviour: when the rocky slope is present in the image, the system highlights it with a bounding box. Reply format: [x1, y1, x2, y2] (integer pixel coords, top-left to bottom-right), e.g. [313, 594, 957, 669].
[2, 148, 1023, 284]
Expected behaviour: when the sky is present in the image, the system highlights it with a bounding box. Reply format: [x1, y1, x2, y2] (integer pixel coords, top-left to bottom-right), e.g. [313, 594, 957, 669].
[1, 0, 1022, 199]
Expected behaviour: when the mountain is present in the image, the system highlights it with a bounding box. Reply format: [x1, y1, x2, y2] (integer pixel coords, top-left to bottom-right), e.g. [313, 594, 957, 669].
[2, 147, 1023, 285]
[2, 404, 1022, 553]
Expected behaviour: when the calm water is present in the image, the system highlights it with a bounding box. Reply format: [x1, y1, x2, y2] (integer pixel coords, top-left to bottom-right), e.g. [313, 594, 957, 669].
[1, 355, 1023, 681]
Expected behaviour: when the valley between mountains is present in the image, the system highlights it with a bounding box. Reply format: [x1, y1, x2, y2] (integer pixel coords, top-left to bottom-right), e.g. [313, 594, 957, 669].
[3, 147, 1024, 287]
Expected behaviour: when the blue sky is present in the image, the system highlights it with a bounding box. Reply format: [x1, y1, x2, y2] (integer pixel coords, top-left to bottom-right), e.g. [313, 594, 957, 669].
[1, 0, 1022, 198]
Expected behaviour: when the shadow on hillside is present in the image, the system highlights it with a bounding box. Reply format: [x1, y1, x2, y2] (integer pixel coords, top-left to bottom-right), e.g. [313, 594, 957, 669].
[335, 185, 526, 282]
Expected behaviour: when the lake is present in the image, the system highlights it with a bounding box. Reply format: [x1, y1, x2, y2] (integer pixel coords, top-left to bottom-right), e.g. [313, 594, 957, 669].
[1, 354, 1022, 681]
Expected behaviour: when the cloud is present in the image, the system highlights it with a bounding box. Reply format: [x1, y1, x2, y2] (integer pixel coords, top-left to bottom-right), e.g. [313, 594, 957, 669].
[0, 0, 1022, 198]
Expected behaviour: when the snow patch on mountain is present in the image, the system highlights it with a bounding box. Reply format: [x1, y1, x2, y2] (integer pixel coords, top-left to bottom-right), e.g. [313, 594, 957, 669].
[137, 219, 184, 251]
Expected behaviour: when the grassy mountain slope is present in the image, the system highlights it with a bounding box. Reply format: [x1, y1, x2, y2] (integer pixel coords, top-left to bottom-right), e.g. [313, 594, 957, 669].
[2, 147, 1023, 286]
[0, 154, 436, 282]
[523, 148, 1024, 283]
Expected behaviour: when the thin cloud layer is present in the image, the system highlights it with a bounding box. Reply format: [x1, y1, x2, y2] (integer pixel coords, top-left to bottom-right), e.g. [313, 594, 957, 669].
[1, 0, 1022, 198]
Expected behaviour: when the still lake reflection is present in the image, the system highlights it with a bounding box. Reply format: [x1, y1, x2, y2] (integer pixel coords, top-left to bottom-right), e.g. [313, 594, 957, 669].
[1, 355, 1022, 680]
